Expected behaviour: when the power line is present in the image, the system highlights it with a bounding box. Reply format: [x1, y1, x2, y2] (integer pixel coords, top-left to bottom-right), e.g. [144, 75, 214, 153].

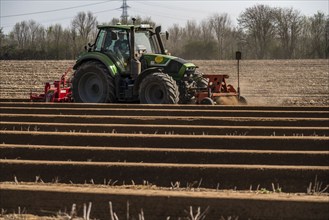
[1, 0, 114, 18]
[1, 7, 120, 29]
[133, 1, 210, 15]
[129, 7, 193, 22]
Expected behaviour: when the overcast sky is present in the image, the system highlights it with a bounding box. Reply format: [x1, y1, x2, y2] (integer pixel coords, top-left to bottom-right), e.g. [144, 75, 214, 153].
[1, 0, 328, 34]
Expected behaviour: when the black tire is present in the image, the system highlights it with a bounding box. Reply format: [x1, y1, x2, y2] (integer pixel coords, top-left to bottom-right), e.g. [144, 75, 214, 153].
[139, 72, 179, 104]
[194, 71, 209, 89]
[197, 77, 209, 89]
[72, 61, 115, 103]
[179, 72, 209, 104]
[200, 97, 215, 105]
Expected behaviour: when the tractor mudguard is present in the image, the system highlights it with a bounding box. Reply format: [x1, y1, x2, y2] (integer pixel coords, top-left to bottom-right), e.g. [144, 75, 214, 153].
[133, 67, 163, 96]
[73, 52, 118, 77]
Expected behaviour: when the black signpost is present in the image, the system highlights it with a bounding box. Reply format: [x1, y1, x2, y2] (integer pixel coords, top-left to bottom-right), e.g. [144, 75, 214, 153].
[236, 51, 241, 98]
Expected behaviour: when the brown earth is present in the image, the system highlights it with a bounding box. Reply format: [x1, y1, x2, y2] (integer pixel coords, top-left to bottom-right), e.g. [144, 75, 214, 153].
[1, 182, 329, 220]
[0, 101, 328, 219]
[0, 59, 328, 105]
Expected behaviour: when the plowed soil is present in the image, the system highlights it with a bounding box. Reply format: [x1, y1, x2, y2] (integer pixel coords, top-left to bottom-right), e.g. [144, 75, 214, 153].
[0, 102, 329, 219]
[0, 59, 328, 105]
[0, 59, 329, 219]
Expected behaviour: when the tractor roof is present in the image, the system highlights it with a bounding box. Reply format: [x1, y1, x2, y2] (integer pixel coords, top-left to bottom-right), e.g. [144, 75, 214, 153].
[97, 24, 153, 31]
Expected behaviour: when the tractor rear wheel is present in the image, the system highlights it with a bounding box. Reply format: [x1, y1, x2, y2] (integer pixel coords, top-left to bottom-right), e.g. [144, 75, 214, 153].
[72, 61, 115, 103]
[139, 72, 179, 104]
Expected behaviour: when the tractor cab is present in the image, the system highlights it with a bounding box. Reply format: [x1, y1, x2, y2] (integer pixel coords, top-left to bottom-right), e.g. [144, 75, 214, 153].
[86, 24, 165, 76]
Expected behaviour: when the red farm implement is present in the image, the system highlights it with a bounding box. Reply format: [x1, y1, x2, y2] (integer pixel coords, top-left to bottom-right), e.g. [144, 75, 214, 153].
[196, 74, 242, 105]
[30, 67, 72, 102]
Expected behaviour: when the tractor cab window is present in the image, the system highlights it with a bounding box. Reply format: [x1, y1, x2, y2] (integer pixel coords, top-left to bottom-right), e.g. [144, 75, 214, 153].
[135, 31, 157, 54]
[113, 31, 130, 61]
[95, 30, 106, 52]
[103, 30, 117, 52]
[95, 29, 117, 52]
[101, 29, 130, 73]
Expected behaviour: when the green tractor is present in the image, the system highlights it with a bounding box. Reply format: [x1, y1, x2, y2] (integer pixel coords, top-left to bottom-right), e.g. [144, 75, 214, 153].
[71, 22, 242, 105]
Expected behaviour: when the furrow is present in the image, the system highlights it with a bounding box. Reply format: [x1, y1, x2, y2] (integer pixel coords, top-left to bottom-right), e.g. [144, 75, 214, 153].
[1, 114, 328, 127]
[1, 183, 328, 220]
[1, 130, 328, 151]
[1, 159, 328, 192]
[1, 106, 328, 118]
[1, 121, 328, 136]
[1, 144, 328, 166]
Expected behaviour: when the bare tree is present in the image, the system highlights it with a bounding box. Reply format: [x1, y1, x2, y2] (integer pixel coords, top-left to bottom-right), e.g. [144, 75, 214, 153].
[110, 18, 121, 25]
[132, 16, 156, 27]
[69, 26, 79, 58]
[238, 4, 275, 59]
[11, 21, 29, 49]
[274, 8, 303, 58]
[0, 28, 4, 58]
[53, 24, 63, 59]
[0, 28, 4, 47]
[34, 25, 46, 53]
[325, 16, 329, 58]
[183, 20, 200, 42]
[27, 20, 40, 48]
[199, 18, 213, 43]
[72, 11, 97, 45]
[210, 13, 231, 59]
[167, 23, 183, 55]
[309, 12, 327, 58]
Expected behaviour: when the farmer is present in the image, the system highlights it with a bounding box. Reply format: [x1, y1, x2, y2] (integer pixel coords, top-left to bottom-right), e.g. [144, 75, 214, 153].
[114, 31, 130, 60]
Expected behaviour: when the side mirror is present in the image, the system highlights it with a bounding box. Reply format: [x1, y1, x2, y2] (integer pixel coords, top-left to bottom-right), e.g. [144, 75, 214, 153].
[155, 26, 161, 34]
[132, 17, 136, 25]
[166, 31, 169, 40]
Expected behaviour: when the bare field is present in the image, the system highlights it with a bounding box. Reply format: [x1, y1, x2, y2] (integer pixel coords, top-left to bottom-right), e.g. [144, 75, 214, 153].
[0, 103, 329, 219]
[1, 60, 329, 219]
[0, 59, 328, 105]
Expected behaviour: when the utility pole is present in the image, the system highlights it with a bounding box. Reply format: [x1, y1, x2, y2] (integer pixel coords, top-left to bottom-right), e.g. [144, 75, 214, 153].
[120, 0, 129, 24]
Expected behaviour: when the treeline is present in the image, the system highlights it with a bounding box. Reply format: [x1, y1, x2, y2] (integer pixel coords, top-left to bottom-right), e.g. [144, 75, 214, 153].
[167, 5, 329, 59]
[0, 4, 328, 60]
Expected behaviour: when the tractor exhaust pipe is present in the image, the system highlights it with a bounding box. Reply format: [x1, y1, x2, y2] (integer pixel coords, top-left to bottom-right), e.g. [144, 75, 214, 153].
[130, 25, 141, 80]
[155, 26, 166, 55]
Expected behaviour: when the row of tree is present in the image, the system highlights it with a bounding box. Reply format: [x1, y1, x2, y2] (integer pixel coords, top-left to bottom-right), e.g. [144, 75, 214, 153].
[167, 5, 329, 59]
[1, 4, 328, 60]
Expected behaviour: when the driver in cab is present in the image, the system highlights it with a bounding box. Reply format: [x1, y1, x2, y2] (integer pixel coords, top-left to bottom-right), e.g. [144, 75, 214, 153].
[114, 31, 129, 61]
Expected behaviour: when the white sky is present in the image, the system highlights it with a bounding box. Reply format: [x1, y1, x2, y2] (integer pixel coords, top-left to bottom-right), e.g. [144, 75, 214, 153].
[1, 0, 328, 34]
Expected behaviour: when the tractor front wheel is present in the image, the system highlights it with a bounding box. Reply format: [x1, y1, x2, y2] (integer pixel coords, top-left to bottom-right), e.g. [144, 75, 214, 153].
[72, 61, 115, 103]
[139, 72, 179, 104]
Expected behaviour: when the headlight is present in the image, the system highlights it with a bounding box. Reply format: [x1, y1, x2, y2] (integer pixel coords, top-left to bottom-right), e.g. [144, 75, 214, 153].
[140, 24, 151, 28]
[186, 67, 195, 71]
